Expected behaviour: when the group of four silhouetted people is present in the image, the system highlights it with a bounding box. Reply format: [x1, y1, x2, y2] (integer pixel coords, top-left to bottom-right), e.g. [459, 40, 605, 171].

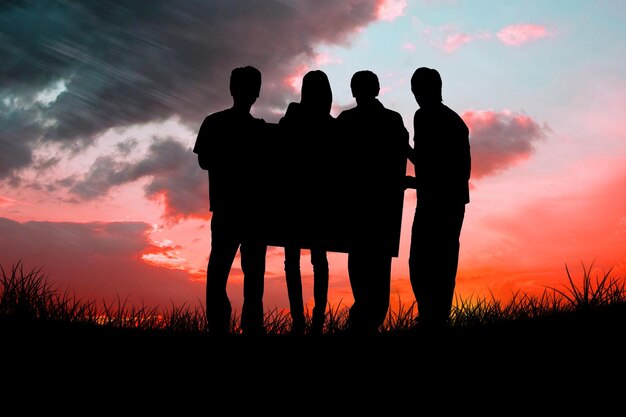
[193, 65, 471, 336]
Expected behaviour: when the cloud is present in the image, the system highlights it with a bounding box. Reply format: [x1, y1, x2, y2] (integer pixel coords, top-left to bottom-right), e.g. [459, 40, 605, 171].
[0, 217, 203, 306]
[497, 24, 552, 46]
[443, 31, 490, 53]
[314, 53, 343, 66]
[0, 102, 40, 181]
[69, 137, 208, 222]
[420, 24, 491, 53]
[420, 22, 550, 53]
[0, 1, 383, 179]
[0, 196, 20, 208]
[376, 0, 408, 21]
[284, 65, 310, 94]
[461, 110, 549, 179]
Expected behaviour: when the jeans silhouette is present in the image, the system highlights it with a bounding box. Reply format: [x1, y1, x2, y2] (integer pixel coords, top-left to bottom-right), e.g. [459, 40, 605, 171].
[409, 204, 465, 326]
[347, 250, 392, 334]
[284, 246, 328, 334]
[206, 212, 266, 335]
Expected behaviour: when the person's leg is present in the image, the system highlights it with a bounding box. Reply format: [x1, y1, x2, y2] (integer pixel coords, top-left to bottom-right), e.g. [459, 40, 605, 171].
[347, 251, 365, 332]
[284, 245, 305, 334]
[206, 213, 239, 335]
[431, 206, 465, 325]
[409, 204, 438, 327]
[368, 255, 392, 332]
[348, 250, 386, 334]
[240, 241, 267, 335]
[310, 249, 329, 334]
[410, 204, 464, 327]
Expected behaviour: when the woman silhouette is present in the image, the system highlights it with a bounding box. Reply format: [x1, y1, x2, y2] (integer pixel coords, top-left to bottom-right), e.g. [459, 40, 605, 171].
[278, 70, 335, 335]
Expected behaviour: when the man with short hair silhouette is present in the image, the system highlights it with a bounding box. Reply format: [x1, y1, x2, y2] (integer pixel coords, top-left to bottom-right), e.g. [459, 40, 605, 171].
[193, 66, 267, 336]
[337, 70, 409, 335]
[406, 67, 471, 328]
[278, 70, 334, 336]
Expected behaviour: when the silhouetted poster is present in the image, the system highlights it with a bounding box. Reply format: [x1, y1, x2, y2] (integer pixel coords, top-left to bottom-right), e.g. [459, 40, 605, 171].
[259, 122, 406, 256]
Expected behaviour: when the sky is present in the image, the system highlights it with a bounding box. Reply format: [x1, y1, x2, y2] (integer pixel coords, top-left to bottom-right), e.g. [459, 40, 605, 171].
[2, 0, 626, 314]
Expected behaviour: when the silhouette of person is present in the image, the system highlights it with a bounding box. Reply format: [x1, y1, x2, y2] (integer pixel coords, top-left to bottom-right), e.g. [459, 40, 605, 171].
[406, 67, 471, 328]
[337, 70, 409, 335]
[193, 66, 268, 336]
[278, 70, 335, 336]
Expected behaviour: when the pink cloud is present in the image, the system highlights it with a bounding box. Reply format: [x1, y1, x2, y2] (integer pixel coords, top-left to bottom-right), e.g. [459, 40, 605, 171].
[497, 24, 552, 46]
[284, 64, 310, 94]
[0, 195, 20, 208]
[443, 31, 490, 53]
[314, 53, 343, 66]
[462, 109, 549, 179]
[402, 42, 416, 51]
[376, 0, 408, 21]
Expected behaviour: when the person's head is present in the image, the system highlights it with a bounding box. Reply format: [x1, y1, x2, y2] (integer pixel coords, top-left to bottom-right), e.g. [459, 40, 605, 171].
[230, 66, 262, 108]
[300, 70, 333, 115]
[411, 67, 442, 107]
[350, 70, 380, 106]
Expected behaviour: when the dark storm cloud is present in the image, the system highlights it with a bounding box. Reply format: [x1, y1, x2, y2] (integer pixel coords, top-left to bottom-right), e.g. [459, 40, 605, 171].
[70, 137, 207, 221]
[0, 0, 380, 178]
[461, 110, 549, 179]
[116, 138, 138, 156]
[0, 103, 39, 180]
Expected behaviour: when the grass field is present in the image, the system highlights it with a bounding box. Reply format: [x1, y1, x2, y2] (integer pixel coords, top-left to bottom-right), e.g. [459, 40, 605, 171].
[2, 259, 624, 398]
[2, 259, 625, 331]
[2, 259, 624, 341]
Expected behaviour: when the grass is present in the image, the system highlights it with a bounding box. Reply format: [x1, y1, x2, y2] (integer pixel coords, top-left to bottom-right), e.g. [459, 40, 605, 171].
[1, 259, 625, 337]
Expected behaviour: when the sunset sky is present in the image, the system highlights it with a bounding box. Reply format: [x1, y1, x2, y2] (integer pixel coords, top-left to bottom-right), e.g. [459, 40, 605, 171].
[2, 0, 626, 314]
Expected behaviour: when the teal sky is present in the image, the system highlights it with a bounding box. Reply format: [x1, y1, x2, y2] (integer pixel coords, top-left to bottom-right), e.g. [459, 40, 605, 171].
[315, 0, 626, 138]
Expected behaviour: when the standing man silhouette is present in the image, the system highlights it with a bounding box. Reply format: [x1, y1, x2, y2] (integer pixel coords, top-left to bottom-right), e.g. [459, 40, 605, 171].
[278, 70, 334, 336]
[193, 66, 267, 336]
[337, 70, 409, 335]
[406, 67, 471, 328]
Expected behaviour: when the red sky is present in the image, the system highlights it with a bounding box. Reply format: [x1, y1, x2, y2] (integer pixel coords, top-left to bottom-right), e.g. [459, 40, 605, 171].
[1, 0, 626, 315]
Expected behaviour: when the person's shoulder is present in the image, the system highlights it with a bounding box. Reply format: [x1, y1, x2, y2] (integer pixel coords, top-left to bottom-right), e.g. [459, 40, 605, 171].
[381, 106, 405, 126]
[209, 108, 233, 119]
[337, 106, 357, 120]
[279, 102, 301, 125]
[202, 108, 232, 125]
[251, 114, 266, 125]
[383, 106, 403, 119]
[441, 104, 462, 118]
[286, 102, 301, 115]
[443, 105, 468, 130]
[413, 107, 425, 117]
[442, 104, 460, 116]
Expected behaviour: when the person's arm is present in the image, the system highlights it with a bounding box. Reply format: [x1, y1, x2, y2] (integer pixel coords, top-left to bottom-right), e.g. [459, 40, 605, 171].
[397, 118, 415, 189]
[462, 125, 471, 182]
[410, 111, 424, 193]
[194, 118, 210, 170]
